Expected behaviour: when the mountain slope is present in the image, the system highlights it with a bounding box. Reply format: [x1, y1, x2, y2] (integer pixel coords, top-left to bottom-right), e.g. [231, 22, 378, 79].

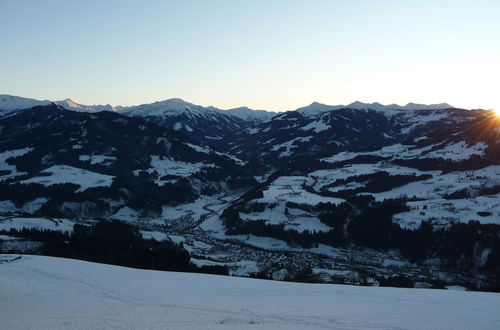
[217, 107, 497, 172]
[0, 104, 255, 219]
[118, 98, 276, 145]
[213, 107, 499, 288]
[224, 106, 275, 121]
[0, 95, 277, 145]
[2, 255, 499, 330]
[0, 95, 115, 115]
[0, 95, 51, 115]
[217, 108, 400, 172]
[54, 99, 115, 112]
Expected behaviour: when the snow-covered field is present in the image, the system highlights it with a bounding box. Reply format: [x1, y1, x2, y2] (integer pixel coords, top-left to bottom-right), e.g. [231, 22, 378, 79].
[258, 176, 344, 206]
[79, 154, 117, 166]
[134, 156, 218, 186]
[19, 164, 115, 192]
[238, 176, 345, 232]
[234, 160, 500, 231]
[392, 196, 500, 229]
[1, 255, 499, 330]
[0, 147, 33, 181]
[0, 217, 75, 233]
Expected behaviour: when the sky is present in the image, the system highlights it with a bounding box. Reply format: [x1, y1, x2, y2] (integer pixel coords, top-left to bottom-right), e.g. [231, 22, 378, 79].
[0, 0, 499, 111]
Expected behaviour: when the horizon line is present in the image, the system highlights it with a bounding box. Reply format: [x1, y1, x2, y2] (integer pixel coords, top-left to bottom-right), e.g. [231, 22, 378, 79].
[2, 93, 485, 112]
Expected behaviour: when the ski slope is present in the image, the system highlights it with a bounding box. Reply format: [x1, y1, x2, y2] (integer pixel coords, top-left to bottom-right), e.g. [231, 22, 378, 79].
[1, 255, 499, 330]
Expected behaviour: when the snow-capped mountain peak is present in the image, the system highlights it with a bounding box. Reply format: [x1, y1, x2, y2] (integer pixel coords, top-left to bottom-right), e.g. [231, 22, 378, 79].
[0, 95, 117, 115]
[120, 99, 277, 122]
[119, 98, 214, 117]
[152, 98, 193, 108]
[294, 102, 344, 117]
[0, 94, 51, 115]
[53, 99, 115, 112]
[223, 106, 276, 121]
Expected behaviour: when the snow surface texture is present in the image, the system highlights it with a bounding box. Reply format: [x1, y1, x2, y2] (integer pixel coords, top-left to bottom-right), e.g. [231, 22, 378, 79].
[1, 255, 499, 330]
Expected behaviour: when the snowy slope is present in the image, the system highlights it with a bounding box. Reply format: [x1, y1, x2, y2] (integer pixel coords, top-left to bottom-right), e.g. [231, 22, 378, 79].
[19, 164, 115, 192]
[219, 108, 399, 170]
[0, 104, 255, 219]
[119, 98, 211, 117]
[0, 95, 275, 142]
[1, 255, 499, 330]
[119, 99, 276, 121]
[0, 95, 50, 115]
[118, 98, 276, 144]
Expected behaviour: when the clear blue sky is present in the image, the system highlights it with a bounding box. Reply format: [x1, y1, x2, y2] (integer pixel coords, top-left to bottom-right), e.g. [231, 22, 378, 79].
[1, 0, 499, 111]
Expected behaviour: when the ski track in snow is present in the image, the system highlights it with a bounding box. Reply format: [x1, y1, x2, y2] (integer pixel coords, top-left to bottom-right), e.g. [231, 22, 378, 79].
[1, 255, 499, 330]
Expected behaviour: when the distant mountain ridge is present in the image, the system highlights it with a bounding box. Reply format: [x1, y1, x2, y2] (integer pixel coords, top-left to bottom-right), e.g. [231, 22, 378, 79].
[0, 95, 278, 144]
[0, 95, 117, 115]
[0, 94, 276, 119]
[1, 94, 455, 118]
[0, 95, 51, 114]
[294, 101, 454, 117]
[0, 94, 459, 146]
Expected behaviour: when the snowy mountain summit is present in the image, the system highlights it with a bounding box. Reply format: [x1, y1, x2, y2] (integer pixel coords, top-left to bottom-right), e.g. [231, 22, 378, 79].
[0, 95, 115, 115]
[223, 106, 275, 121]
[119, 98, 208, 117]
[119, 98, 276, 122]
[0, 95, 278, 144]
[55, 99, 115, 112]
[117, 98, 275, 143]
[0, 95, 51, 115]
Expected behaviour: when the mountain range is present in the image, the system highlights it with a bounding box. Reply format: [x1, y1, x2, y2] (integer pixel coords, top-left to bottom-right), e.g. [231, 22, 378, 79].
[0, 93, 499, 291]
[0, 93, 456, 116]
[0, 94, 458, 145]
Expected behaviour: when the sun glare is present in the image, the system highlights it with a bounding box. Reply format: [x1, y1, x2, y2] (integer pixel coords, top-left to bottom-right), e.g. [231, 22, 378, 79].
[494, 108, 500, 117]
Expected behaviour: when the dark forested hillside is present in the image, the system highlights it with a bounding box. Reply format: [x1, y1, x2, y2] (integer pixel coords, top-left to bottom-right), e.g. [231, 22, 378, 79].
[0, 104, 255, 219]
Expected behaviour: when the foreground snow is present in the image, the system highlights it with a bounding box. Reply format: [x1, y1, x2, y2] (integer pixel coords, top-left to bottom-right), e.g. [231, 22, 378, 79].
[1, 256, 499, 329]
